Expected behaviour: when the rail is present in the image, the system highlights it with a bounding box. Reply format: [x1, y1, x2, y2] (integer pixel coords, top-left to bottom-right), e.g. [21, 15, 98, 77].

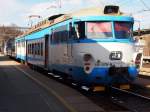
[111, 86, 150, 100]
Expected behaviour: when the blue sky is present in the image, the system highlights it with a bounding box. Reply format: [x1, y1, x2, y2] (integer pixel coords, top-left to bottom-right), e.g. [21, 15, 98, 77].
[0, 0, 150, 30]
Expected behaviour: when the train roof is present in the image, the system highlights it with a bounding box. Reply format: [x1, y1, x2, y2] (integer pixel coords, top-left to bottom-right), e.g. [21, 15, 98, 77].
[16, 5, 133, 39]
[69, 7, 120, 17]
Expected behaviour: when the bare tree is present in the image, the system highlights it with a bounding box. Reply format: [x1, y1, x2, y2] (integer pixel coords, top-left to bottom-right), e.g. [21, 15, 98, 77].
[0, 24, 23, 39]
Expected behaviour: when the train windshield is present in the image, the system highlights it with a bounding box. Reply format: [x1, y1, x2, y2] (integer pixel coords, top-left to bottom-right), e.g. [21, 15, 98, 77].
[114, 22, 133, 39]
[86, 22, 112, 39]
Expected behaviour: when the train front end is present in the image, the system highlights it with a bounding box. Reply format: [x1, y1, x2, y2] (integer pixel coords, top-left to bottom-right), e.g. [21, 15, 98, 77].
[72, 6, 141, 86]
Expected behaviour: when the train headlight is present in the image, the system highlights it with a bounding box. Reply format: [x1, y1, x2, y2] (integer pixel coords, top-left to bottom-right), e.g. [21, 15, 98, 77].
[109, 51, 122, 60]
[83, 54, 94, 74]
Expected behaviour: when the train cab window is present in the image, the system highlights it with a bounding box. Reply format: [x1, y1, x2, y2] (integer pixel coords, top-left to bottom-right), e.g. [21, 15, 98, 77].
[73, 22, 85, 39]
[86, 22, 112, 39]
[114, 22, 133, 39]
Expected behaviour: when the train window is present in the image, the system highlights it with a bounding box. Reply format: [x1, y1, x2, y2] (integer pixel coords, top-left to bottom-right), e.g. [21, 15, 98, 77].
[114, 22, 133, 39]
[52, 25, 69, 44]
[86, 22, 112, 38]
[35, 43, 37, 55]
[37, 43, 40, 55]
[29, 44, 30, 54]
[32, 44, 34, 54]
[27, 44, 29, 54]
[30, 44, 32, 54]
[29, 44, 31, 54]
[28, 44, 29, 54]
[22, 42, 24, 47]
[18, 41, 20, 47]
[22, 40, 25, 47]
[39, 43, 41, 55]
[41, 43, 43, 56]
[36, 43, 38, 55]
[21, 41, 22, 47]
[74, 22, 85, 39]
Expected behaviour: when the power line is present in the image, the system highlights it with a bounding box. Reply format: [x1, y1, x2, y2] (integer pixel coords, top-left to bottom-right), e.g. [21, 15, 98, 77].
[118, 0, 128, 5]
[139, 0, 150, 10]
[118, 0, 132, 7]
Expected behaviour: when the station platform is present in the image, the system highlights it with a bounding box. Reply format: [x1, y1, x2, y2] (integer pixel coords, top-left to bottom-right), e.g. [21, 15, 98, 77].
[0, 54, 104, 112]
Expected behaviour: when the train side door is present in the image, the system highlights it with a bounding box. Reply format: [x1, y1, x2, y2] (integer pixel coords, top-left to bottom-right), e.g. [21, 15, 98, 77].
[25, 40, 27, 62]
[45, 35, 49, 68]
[66, 23, 73, 64]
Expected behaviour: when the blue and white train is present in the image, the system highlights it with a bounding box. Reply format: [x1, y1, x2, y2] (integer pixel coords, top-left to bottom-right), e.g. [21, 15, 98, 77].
[14, 6, 142, 88]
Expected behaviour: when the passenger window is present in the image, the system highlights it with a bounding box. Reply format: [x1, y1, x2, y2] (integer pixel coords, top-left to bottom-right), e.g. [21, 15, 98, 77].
[29, 44, 31, 54]
[18, 41, 20, 47]
[52, 25, 69, 44]
[41, 43, 43, 56]
[35, 43, 37, 55]
[38, 43, 40, 55]
[28, 44, 29, 54]
[32, 44, 34, 55]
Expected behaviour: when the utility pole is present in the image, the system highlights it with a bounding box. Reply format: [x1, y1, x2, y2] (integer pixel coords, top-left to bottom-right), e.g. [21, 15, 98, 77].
[135, 20, 141, 36]
[47, 0, 62, 14]
[59, 0, 61, 8]
[28, 15, 42, 27]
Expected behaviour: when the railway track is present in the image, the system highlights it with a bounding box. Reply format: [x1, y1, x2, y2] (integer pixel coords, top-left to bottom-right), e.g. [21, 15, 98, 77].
[46, 72, 134, 111]
[109, 86, 150, 112]
[46, 71, 150, 112]
[24, 67, 150, 112]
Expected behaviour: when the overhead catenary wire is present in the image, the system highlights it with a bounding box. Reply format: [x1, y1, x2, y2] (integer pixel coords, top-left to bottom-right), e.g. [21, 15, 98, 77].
[139, 0, 150, 10]
[117, 0, 133, 7]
